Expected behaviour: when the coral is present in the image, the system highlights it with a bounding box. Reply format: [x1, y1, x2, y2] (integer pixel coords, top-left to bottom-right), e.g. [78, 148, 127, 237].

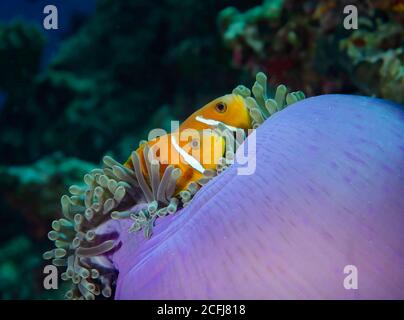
[218, 0, 404, 103]
[0, 21, 44, 93]
[0, 235, 66, 299]
[0, 153, 96, 238]
[218, 0, 284, 52]
[26, 0, 246, 164]
[339, 18, 404, 103]
[0, 153, 89, 297]
[0, 0, 245, 166]
[0, 21, 45, 165]
[110, 94, 404, 299]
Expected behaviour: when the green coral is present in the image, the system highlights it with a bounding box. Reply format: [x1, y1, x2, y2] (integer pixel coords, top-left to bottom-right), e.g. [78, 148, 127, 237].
[218, 0, 284, 51]
[0, 21, 46, 164]
[0, 21, 44, 92]
[0, 235, 66, 299]
[0, 153, 96, 220]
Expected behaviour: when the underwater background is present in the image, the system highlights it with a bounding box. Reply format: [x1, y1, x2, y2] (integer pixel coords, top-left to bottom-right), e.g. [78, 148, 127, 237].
[0, 0, 402, 299]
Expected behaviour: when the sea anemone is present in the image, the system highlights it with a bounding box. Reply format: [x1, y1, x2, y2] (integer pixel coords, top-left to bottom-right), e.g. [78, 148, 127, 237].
[43, 72, 304, 299]
[112, 94, 404, 299]
[44, 75, 403, 299]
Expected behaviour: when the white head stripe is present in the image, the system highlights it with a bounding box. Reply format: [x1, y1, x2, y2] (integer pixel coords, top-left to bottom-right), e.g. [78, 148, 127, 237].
[195, 116, 238, 132]
[171, 135, 206, 174]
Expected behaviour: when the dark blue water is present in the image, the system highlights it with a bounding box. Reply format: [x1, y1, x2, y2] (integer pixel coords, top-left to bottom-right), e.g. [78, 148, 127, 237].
[0, 0, 96, 67]
[0, 91, 6, 110]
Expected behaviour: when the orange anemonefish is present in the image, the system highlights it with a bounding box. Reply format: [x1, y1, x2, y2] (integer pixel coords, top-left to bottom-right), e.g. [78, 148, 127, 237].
[124, 94, 251, 193]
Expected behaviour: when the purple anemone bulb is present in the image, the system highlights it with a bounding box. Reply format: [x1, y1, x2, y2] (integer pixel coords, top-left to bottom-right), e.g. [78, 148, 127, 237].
[107, 94, 403, 299]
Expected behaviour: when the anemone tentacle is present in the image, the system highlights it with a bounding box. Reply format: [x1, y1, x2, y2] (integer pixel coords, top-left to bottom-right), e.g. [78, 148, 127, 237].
[44, 157, 140, 299]
[233, 72, 306, 128]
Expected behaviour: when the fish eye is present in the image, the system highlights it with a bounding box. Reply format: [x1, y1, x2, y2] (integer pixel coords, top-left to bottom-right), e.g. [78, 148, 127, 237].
[191, 139, 200, 150]
[215, 102, 227, 113]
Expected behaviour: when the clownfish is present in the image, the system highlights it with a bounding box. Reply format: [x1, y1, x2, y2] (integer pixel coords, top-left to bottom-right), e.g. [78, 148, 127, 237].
[126, 130, 225, 194]
[124, 94, 251, 194]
